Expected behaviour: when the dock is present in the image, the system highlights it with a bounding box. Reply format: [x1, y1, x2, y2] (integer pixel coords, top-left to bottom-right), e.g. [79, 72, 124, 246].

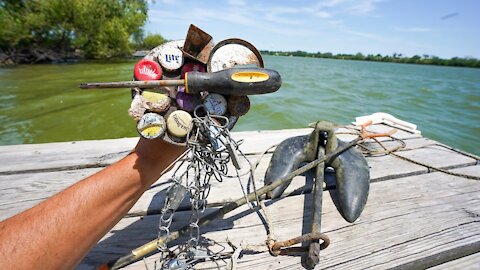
[1, 123, 479, 269]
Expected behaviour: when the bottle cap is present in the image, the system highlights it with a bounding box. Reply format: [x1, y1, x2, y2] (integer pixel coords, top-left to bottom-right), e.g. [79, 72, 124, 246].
[181, 61, 206, 78]
[228, 95, 250, 116]
[203, 93, 227, 115]
[176, 92, 201, 112]
[142, 91, 171, 113]
[167, 110, 193, 138]
[134, 59, 162, 81]
[137, 113, 166, 139]
[158, 46, 184, 71]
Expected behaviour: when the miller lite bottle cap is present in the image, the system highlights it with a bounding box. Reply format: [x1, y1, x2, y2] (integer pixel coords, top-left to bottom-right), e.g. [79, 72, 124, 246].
[137, 113, 166, 139]
[134, 59, 162, 81]
[158, 46, 184, 71]
[176, 92, 201, 112]
[228, 95, 250, 116]
[203, 93, 227, 115]
[167, 110, 193, 138]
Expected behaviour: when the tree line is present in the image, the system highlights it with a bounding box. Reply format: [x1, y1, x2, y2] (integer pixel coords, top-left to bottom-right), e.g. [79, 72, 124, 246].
[0, 0, 165, 64]
[260, 50, 480, 68]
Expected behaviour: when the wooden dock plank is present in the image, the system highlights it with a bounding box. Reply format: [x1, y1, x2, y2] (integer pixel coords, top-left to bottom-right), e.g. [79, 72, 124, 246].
[0, 124, 420, 175]
[0, 168, 102, 221]
[429, 251, 480, 269]
[78, 166, 480, 269]
[1, 136, 476, 221]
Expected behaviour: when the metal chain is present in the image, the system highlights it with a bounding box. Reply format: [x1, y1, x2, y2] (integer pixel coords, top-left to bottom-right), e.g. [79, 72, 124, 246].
[152, 107, 252, 270]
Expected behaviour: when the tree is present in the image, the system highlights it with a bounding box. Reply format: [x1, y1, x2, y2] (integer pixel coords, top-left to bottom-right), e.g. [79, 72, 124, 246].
[0, 0, 148, 60]
[140, 34, 167, 50]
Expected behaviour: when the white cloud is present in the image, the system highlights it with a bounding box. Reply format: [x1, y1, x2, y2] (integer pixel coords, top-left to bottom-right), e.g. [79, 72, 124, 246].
[348, 0, 384, 15]
[395, 27, 433, 33]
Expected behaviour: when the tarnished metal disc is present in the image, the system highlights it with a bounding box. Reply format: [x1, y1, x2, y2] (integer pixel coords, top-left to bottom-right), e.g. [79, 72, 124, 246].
[203, 93, 227, 116]
[207, 38, 264, 72]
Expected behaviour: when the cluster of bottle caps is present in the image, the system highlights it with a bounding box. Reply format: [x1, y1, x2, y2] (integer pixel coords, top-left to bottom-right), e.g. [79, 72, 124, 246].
[130, 40, 251, 144]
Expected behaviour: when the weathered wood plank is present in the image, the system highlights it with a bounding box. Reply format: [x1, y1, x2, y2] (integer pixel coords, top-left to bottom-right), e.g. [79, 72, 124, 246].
[1, 137, 476, 221]
[429, 251, 480, 270]
[0, 124, 420, 175]
[78, 166, 480, 269]
[0, 168, 102, 221]
[0, 138, 136, 175]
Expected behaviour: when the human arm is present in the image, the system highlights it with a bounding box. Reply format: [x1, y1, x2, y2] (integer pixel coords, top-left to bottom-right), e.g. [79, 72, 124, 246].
[0, 138, 185, 270]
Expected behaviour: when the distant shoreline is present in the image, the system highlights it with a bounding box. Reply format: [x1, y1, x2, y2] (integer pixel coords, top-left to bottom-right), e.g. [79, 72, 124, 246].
[260, 50, 480, 69]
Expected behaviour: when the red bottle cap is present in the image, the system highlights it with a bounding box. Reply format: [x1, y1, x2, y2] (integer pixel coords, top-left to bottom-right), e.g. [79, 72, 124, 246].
[181, 62, 206, 78]
[134, 59, 162, 81]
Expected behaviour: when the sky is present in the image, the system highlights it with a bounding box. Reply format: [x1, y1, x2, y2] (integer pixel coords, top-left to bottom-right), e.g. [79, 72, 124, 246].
[145, 0, 480, 58]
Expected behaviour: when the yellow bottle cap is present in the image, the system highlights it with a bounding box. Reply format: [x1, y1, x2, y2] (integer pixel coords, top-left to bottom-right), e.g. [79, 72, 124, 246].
[167, 110, 193, 138]
[137, 113, 166, 139]
[142, 91, 171, 112]
[142, 91, 169, 103]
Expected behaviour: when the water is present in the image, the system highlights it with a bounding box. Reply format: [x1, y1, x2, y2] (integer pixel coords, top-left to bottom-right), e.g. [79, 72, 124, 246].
[0, 56, 479, 155]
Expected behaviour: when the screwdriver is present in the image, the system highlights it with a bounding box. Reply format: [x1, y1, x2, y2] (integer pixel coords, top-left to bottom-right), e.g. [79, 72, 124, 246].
[79, 67, 282, 96]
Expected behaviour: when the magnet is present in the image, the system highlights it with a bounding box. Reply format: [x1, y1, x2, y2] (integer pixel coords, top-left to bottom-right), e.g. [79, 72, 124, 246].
[166, 110, 193, 138]
[137, 113, 166, 139]
[203, 93, 227, 115]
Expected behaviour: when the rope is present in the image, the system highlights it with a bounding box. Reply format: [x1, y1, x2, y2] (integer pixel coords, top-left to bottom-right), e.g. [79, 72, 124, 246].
[342, 126, 480, 181]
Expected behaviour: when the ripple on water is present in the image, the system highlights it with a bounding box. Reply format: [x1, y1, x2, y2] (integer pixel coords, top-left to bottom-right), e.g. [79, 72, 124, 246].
[1, 56, 479, 155]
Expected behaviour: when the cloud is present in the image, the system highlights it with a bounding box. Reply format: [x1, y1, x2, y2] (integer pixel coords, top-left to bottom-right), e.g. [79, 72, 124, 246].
[348, 0, 384, 14]
[344, 29, 388, 42]
[395, 27, 433, 33]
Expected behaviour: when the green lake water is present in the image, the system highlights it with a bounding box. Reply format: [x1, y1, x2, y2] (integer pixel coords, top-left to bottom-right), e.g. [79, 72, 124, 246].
[0, 55, 479, 155]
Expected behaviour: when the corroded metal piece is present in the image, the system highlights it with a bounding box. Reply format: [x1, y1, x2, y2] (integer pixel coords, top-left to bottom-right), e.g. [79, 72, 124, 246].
[207, 38, 264, 72]
[269, 232, 330, 257]
[182, 24, 214, 64]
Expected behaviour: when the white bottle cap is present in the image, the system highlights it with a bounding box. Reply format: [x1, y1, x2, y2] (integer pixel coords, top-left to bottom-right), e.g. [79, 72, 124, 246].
[158, 46, 184, 71]
[137, 113, 166, 139]
[166, 110, 193, 138]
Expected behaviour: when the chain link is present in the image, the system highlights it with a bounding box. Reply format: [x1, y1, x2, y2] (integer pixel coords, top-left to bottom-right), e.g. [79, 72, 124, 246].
[152, 108, 251, 270]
